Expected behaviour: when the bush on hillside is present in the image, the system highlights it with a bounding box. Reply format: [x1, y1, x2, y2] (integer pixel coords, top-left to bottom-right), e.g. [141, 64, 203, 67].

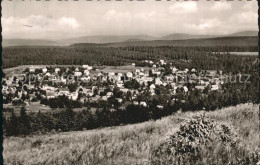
[152, 115, 259, 165]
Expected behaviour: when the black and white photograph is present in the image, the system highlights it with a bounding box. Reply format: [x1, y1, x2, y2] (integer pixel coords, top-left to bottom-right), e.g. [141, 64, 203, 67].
[1, 0, 259, 164]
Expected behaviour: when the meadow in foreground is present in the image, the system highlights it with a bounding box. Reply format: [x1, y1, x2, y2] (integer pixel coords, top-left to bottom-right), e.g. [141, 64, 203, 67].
[4, 103, 259, 165]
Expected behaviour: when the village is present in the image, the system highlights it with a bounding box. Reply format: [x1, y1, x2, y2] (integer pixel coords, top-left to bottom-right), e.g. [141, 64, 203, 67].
[2, 59, 226, 113]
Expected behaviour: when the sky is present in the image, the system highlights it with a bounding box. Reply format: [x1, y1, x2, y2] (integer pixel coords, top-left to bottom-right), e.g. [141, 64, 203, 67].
[2, 0, 258, 40]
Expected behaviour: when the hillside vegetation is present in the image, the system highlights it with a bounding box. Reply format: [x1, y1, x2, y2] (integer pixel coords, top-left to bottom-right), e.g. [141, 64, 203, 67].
[4, 104, 259, 164]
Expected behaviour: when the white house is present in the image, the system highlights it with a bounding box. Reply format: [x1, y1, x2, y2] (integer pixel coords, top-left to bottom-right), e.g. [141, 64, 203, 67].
[183, 86, 188, 93]
[82, 65, 89, 69]
[29, 68, 35, 73]
[172, 67, 178, 73]
[116, 98, 123, 103]
[191, 68, 196, 73]
[150, 84, 156, 90]
[74, 72, 82, 77]
[126, 72, 133, 79]
[155, 78, 163, 85]
[140, 101, 147, 107]
[42, 68, 48, 73]
[133, 101, 139, 105]
[165, 74, 175, 83]
[195, 86, 205, 90]
[211, 85, 219, 91]
[106, 92, 113, 97]
[157, 105, 164, 109]
[55, 68, 60, 73]
[160, 60, 166, 65]
[84, 70, 89, 76]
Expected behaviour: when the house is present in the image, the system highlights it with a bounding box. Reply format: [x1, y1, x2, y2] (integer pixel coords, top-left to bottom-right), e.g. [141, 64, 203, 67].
[42, 85, 56, 91]
[106, 92, 113, 97]
[165, 74, 175, 83]
[74, 72, 82, 77]
[58, 88, 70, 96]
[135, 69, 141, 75]
[102, 96, 108, 101]
[150, 84, 156, 90]
[117, 73, 124, 82]
[191, 68, 196, 73]
[195, 86, 205, 90]
[176, 70, 185, 76]
[152, 69, 161, 76]
[183, 86, 188, 93]
[120, 88, 129, 93]
[117, 83, 124, 88]
[172, 67, 178, 73]
[143, 71, 149, 77]
[155, 78, 163, 85]
[55, 68, 60, 73]
[140, 101, 147, 107]
[133, 101, 139, 105]
[87, 66, 93, 70]
[116, 98, 123, 103]
[42, 68, 48, 73]
[29, 68, 35, 73]
[82, 65, 92, 70]
[126, 72, 133, 80]
[80, 76, 91, 82]
[141, 77, 153, 84]
[69, 93, 78, 100]
[160, 60, 166, 65]
[211, 85, 219, 91]
[47, 95, 56, 99]
[206, 70, 217, 78]
[108, 72, 115, 77]
[157, 105, 164, 109]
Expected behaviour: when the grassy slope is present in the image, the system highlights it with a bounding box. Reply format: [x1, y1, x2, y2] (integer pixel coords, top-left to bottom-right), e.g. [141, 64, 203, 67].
[4, 104, 259, 164]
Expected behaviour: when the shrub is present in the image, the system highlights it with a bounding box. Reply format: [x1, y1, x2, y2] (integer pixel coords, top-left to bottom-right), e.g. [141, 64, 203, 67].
[152, 115, 259, 165]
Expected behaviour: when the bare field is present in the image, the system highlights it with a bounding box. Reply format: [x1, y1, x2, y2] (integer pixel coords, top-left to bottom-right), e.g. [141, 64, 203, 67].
[3, 65, 151, 78]
[3, 103, 259, 164]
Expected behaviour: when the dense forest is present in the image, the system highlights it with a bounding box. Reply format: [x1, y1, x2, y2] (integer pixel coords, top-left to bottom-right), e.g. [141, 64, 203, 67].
[2, 46, 258, 72]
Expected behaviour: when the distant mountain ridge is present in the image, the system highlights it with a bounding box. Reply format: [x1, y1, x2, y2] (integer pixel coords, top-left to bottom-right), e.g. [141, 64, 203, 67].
[2, 39, 58, 47]
[2, 30, 258, 47]
[228, 31, 258, 37]
[70, 36, 258, 48]
[60, 35, 158, 45]
[161, 33, 218, 40]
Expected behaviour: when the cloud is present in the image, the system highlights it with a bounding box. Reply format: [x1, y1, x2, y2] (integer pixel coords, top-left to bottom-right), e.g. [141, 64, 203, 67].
[2, 15, 80, 39]
[169, 2, 197, 14]
[230, 11, 258, 25]
[242, 2, 256, 10]
[58, 17, 79, 29]
[1, 1, 258, 39]
[104, 9, 131, 21]
[186, 18, 222, 32]
[211, 2, 231, 11]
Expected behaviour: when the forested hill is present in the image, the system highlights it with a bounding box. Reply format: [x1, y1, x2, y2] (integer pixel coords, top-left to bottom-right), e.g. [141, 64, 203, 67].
[70, 36, 258, 48]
